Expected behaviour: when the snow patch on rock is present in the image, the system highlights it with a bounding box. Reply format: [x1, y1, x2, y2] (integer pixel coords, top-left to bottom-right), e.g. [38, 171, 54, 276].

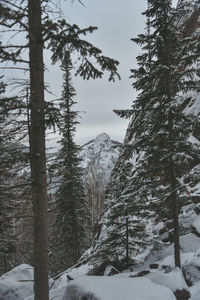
[180, 204, 197, 229]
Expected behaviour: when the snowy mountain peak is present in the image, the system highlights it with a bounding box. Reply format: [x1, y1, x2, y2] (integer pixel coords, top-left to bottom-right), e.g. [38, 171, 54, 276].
[82, 132, 115, 151]
[80, 133, 122, 224]
[80, 133, 122, 170]
[94, 132, 110, 143]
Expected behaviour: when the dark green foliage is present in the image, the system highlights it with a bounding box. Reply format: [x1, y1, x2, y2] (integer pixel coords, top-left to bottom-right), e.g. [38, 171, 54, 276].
[131, 0, 200, 210]
[0, 1, 121, 82]
[90, 152, 152, 267]
[90, 0, 200, 269]
[51, 52, 90, 274]
[0, 1, 120, 83]
[44, 19, 120, 81]
[128, 0, 200, 267]
[0, 81, 28, 274]
[113, 109, 134, 119]
[0, 78, 34, 275]
[0, 81, 15, 271]
[0, 0, 120, 278]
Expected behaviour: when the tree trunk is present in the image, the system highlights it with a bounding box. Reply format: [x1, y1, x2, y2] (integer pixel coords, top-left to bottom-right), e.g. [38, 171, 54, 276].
[172, 185, 181, 268]
[28, 0, 49, 299]
[168, 110, 181, 268]
[125, 217, 129, 266]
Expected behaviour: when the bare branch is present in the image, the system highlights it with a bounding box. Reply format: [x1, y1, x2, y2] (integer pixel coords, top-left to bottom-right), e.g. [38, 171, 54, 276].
[0, 67, 29, 71]
[0, 183, 31, 191]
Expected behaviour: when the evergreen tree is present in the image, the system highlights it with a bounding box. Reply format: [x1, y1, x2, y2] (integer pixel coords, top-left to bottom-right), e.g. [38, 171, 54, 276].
[130, 0, 200, 268]
[90, 149, 154, 270]
[0, 1, 119, 293]
[128, 0, 200, 267]
[0, 81, 15, 274]
[51, 52, 90, 274]
[90, 0, 200, 270]
[0, 80, 30, 274]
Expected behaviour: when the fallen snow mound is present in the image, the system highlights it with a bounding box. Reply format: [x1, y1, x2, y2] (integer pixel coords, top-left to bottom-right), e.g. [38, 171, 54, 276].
[0, 264, 34, 300]
[62, 275, 176, 300]
[147, 267, 188, 293]
[190, 283, 200, 300]
[161, 234, 200, 258]
[158, 253, 194, 270]
[183, 248, 200, 286]
[25, 263, 91, 300]
[192, 216, 200, 236]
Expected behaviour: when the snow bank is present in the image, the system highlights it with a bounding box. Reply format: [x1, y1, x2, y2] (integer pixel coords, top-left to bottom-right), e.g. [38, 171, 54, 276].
[183, 248, 200, 286]
[52, 263, 91, 290]
[189, 283, 200, 300]
[62, 275, 176, 300]
[25, 263, 91, 300]
[161, 234, 200, 258]
[192, 216, 200, 236]
[0, 264, 34, 300]
[147, 268, 188, 293]
[158, 253, 194, 270]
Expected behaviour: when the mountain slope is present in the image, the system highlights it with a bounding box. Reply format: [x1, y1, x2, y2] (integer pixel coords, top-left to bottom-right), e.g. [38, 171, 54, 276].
[80, 133, 122, 225]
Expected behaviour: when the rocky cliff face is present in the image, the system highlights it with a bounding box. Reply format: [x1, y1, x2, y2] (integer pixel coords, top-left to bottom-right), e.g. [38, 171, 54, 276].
[80, 133, 122, 225]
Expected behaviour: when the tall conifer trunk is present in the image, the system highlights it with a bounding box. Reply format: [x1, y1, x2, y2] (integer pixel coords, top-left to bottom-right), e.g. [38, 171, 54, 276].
[28, 0, 49, 299]
[168, 110, 181, 268]
[172, 189, 181, 268]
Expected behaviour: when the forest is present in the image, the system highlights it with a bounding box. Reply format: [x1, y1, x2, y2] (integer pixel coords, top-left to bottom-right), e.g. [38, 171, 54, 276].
[1, 0, 200, 300]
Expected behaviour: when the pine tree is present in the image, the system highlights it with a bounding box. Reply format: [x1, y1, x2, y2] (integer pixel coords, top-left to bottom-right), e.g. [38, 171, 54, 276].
[0, 0, 120, 293]
[0, 81, 15, 274]
[90, 149, 154, 270]
[51, 52, 90, 274]
[129, 0, 200, 267]
[0, 80, 29, 274]
[90, 0, 200, 270]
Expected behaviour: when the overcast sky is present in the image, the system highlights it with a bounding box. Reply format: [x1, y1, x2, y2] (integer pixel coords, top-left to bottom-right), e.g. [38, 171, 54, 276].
[50, 0, 148, 145]
[56, 0, 178, 145]
[45, 0, 143, 146]
[4, 0, 177, 147]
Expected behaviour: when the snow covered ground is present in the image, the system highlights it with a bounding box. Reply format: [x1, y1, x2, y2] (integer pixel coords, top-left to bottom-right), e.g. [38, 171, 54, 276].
[1, 262, 200, 300]
[2, 203, 200, 299]
[0, 264, 34, 300]
[62, 275, 176, 300]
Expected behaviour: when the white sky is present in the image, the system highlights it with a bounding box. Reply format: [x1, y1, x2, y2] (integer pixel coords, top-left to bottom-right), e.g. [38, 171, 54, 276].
[46, 0, 147, 145]
[2, 0, 178, 147]
[49, 0, 177, 145]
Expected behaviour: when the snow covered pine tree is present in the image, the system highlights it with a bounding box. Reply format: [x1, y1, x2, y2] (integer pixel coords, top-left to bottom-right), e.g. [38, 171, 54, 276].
[90, 0, 200, 270]
[51, 52, 90, 274]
